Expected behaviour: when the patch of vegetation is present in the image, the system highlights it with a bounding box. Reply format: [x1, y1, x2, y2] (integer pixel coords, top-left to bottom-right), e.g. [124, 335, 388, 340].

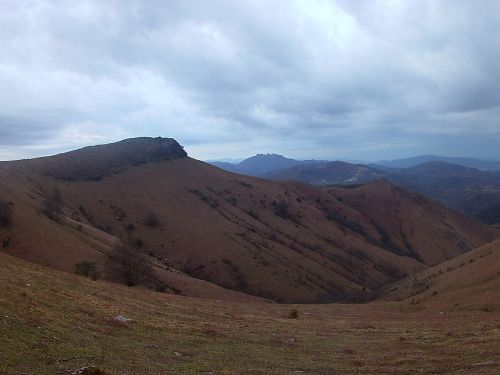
[96, 223, 114, 234]
[222, 258, 247, 290]
[75, 261, 100, 280]
[42, 188, 63, 222]
[106, 241, 155, 287]
[288, 309, 299, 319]
[2, 234, 10, 248]
[244, 209, 260, 220]
[144, 211, 160, 227]
[189, 188, 219, 208]
[0, 199, 13, 227]
[272, 200, 291, 220]
[238, 181, 252, 188]
[326, 209, 368, 237]
[111, 205, 126, 221]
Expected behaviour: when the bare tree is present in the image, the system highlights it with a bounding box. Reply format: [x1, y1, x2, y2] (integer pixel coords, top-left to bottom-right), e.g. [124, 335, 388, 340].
[0, 199, 12, 227]
[43, 188, 63, 222]
[106, 240, 155, 286]
[143, 211, 160, 227]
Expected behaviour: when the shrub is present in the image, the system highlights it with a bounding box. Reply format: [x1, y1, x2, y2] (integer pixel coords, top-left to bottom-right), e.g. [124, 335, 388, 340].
[155, 282, 167, 293]
[75, 367, 108, 375]
[144, 211, 160, 227]
[75, 261, 99, 280]
[0, 199, 13, 227]
[107, 241, 155, 286]
[288, 309, 299, 319]
[272, 201, 291, 220]
[42, 188, 63, 222]
[2, 234, 11, 248]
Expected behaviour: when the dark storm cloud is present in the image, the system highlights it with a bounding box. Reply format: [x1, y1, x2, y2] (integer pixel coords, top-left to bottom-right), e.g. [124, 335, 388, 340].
[1, 0, 500, 160]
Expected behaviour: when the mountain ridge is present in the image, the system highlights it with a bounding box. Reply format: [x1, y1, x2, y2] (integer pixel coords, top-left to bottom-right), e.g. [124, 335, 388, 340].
[1, 138, 498, 303]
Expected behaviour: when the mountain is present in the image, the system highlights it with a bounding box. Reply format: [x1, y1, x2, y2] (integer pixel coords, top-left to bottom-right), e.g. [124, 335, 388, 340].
[264, 161, 387, 185]
[0, 137, 497, 303]
[209, 153, 327, 176]
[376, 155, 500, 170]
[209, 161, 242, 174]
[393, 161, 500, 224]
[263, 159, 500, 225]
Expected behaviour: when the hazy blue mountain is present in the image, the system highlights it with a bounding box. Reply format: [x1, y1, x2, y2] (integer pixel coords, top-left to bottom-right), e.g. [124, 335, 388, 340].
[209, 153, 327, 176]
[375, 155, 500, 170]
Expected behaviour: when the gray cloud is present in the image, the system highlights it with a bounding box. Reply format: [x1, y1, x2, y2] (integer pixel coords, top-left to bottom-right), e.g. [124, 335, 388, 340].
[1, 0, 500, 161]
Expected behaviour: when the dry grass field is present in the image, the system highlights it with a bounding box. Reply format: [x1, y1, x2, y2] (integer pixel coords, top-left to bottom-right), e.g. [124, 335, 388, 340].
[1, 252, 499, 375]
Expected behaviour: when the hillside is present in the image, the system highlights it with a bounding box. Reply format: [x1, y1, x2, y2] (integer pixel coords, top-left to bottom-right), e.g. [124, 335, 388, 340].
[261, 159, 500, 225]
[0, 137, 497, 303]
[1, 252, 499, 374]
[393, 161, 500, 224]
[383, 238, 500, 311]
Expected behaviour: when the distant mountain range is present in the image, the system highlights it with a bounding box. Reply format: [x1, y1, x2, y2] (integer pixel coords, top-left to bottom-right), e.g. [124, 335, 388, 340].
[375, 155, 500, 170]
[210, 154, 500, 225]
[210, 154, 500, 175]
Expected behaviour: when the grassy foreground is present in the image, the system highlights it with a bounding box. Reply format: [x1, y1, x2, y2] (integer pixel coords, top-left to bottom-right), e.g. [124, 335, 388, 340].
[0, 253, 499, 374]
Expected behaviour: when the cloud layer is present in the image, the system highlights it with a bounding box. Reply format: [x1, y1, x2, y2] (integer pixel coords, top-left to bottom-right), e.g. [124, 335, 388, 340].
[1, 0, 500, 161]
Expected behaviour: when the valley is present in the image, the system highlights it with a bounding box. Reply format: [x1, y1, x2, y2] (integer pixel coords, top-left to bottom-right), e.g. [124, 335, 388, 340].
[1, 138, 497, 304]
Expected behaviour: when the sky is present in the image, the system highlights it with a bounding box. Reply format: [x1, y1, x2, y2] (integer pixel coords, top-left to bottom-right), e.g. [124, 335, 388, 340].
[1, 0, 500, 162]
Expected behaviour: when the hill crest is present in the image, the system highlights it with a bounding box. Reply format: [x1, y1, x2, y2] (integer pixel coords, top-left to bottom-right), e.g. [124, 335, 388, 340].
[15, 137, 187, 181]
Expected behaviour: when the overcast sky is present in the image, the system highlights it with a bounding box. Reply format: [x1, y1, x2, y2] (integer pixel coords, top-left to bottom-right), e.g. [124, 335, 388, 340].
[1, 0, 500, 162]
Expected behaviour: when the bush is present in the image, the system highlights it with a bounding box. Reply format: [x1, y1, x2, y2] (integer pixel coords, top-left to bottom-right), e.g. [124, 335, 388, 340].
[144, 211, 160, 227]
[272, 201, 291, 220]
[0, 199, 13, 227]
[107, 241, 155, 286]
[288, 309, 299, 319]
[75, 367, 108, 375]
[75, 261, 100, 280]
[2, 234, 11, 248]
[42, 188, 63, 222]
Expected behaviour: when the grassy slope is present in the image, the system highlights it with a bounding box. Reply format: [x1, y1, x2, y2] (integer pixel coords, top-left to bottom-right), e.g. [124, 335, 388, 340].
[1, 253, 499, 375]
[384, 238, 500, 311]
[0, 171, 263, 303]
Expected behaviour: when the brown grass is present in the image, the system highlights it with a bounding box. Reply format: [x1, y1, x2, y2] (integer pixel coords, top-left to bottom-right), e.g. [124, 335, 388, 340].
[0, 253, 499, 375]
